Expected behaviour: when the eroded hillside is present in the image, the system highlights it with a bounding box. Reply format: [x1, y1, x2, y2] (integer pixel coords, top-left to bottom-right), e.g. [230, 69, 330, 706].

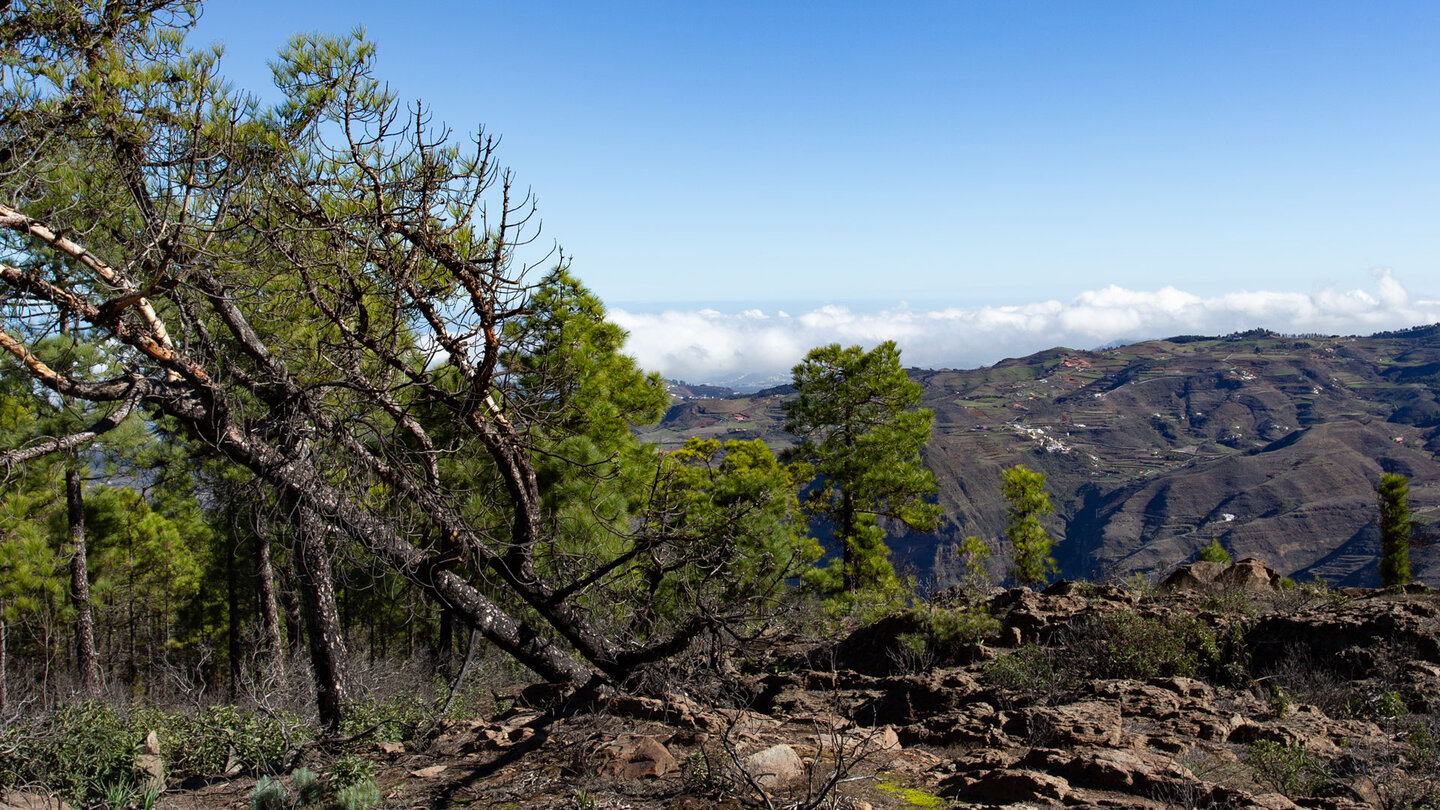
[637, 327, 1440, 586]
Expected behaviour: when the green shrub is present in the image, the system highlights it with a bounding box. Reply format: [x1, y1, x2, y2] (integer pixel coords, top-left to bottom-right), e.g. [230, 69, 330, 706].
[1268, 684, 1292, 718]
[327, 755, 378, 791]
[982, 644, 1065, 704]
[334, 778, 381, 810]
[1377, 690, 1407, 719]
[907, 604, 999, 652]
[1121, 571, 1152, 595]
[128, 704, 309, 779]
[339, 695, 425, 743]
[1201, 589, 1257, 617]
[1065, 612, 1218, 681]
[250, 775, 290, 810]
[292, 767, 323, 808]
[0, 701, 144, 804]
[1198, 539, 1231, 564]
[1247, 740, 1328, 797]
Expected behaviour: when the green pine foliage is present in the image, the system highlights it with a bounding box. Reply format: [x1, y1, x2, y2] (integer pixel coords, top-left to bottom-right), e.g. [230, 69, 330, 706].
[1001, 464, 1058, 586]
[639, 438, 820, 636]
[1378, 472, 1412, 587]
[785, 341, 941, 595]
[959, 535, 994, 592]
[1198, 538, 1232, 565]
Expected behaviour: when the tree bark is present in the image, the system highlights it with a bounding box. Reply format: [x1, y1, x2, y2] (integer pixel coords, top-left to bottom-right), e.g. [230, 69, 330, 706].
[286, 501, 349, 733]
[226, 537, 240, 699]
[66, 467, 101, 698]
[1, 611, 8, 722]
[435, 609, 454, 680]
[276, 562, 305, 661]
[256, 526, 286, 681]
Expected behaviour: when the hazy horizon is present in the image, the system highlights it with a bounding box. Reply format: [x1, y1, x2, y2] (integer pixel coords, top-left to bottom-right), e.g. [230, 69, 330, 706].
[611, 269, 1440, 386]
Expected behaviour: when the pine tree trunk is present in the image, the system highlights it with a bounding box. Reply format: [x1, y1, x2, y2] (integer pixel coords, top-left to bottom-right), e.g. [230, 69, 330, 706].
[1, 611, 9, 722]
[227, 538, 240, 699]
[840, 490, 857, 592]
[256, 530, 286, 681]
[288, 504, 349, 732]
[276, 563, 305, 660]
[436, 609, 454, 680]
[66, 467, 101, 698]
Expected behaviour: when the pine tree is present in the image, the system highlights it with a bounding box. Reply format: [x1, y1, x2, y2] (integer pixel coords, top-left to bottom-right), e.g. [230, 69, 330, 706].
[1378, 472, 1412, 587]
[1002, 464, 1058, 586]
[784, 341, 941, 594]
[1198, 538, 1231, 565]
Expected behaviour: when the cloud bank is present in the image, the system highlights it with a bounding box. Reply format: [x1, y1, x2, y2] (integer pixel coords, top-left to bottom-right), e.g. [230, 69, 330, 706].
[610, 270, 1440, 387]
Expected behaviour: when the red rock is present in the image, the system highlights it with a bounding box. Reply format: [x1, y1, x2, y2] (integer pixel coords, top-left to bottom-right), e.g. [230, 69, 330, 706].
[960, 769, 1070, 803]
[595, 734, 678, 780]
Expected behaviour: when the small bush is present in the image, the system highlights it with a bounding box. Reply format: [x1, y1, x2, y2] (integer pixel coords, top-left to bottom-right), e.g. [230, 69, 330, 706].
[1064, 611, 1218, 681]
[1377, 690, 1407, 719]
[1247, 740, 1328, 797]
[1200, 590, 1255, 617]
[250, 775, 290, 810]
[0, 701, 144, 804]
[291, 767, 323, 808]
[982, 644, 1066, 705]
[897, 603, 1001, 668]
[340, 695, 424, 743]
[1198, 539, 1231, 564]
[333, 778, 381, 810]
[327, 755, 378, 791]
[139, 704, 307, 777]
[1268, 684, 1292, 718]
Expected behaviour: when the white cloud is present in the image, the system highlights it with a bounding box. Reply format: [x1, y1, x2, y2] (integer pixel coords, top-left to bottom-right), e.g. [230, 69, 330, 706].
[610, 271, 1440, 386]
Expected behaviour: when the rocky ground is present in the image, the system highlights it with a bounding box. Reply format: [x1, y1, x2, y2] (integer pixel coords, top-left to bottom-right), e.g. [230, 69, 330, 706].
[6, 562, 1438, 810]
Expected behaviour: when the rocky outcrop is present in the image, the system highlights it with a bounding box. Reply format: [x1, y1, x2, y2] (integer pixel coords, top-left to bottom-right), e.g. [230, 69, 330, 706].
[152, 585, 1440, 810]
[1160, 558, 1287, 594]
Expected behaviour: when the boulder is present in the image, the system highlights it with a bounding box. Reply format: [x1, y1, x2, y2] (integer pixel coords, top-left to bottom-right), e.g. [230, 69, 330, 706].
[1021, 701, 1122, 747]
[1219, 559, 1284, 592]
[1159, 561, 1227, 592]
[741, 744, 804, 788]
[136, 730, 164, 795]
[1162, 559, 1283, 594]
[409, 765, 447, 778]
[595, 734, 677, 780]
[1053, 747, 1196, 795]
[956, 769, 1070, 804]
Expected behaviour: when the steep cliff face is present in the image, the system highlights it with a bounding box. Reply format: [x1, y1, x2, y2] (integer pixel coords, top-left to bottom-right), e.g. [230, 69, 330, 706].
[638, 327, 1440, 586]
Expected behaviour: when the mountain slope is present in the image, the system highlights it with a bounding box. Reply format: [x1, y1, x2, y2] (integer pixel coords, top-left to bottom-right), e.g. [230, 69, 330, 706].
[636, 326, 1440, 586]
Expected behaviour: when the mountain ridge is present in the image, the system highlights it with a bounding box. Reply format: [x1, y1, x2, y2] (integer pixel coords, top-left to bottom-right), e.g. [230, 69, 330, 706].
[639, 326, 1440, 587]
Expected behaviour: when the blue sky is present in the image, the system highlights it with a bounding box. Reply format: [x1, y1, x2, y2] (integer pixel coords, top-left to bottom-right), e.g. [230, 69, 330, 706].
[192, 1, 1440, 383]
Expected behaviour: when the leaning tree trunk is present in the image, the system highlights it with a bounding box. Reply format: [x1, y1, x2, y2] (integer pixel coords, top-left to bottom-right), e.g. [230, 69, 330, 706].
[65, 467, 101, 698]
[286, 502, 349, 732]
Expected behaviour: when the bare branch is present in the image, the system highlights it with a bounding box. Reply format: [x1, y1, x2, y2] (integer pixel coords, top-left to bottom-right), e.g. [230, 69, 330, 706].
[0, 379, 144, 469]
